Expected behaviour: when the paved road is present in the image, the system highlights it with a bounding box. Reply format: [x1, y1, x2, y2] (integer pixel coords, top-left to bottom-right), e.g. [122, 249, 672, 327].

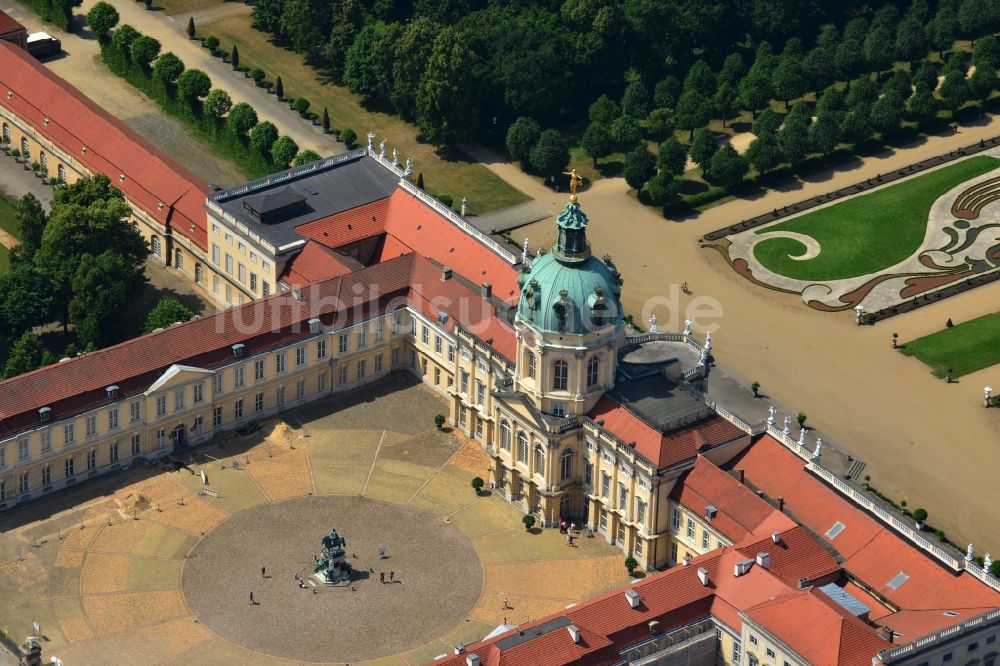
[102, 0, 338, 156]
[469, 116, 1000, 553]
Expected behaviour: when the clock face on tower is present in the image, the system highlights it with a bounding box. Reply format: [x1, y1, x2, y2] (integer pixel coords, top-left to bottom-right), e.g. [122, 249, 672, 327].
[522, 327, 536, 348]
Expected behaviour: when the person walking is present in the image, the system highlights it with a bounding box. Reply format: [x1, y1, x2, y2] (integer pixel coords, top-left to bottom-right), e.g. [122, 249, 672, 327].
[249, 591, 255, 605]
[380, 572, 385, 584]
[389, 571, 394, 582]
[261, 566, 266, 578]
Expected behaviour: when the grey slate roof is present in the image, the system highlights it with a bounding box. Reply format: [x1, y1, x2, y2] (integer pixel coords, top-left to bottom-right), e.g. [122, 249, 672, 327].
[210, 151, 398, 249]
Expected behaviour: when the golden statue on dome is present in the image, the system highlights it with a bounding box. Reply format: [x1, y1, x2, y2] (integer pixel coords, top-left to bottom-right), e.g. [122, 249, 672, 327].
[563, 169, 583, 201]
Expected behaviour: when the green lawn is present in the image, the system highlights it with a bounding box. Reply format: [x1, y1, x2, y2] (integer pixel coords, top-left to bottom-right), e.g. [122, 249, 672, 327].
[0, 194, 19, 274]
[201, 16, 528, 215]
[901, 312, 1000, 378]
[752, 155, 1000, 281]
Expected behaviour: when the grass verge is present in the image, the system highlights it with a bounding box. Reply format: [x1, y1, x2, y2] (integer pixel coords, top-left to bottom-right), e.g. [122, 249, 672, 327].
[751, 155, 1000, 281]
[901, 311, 1000, 378]
[200, 15, 528, 215]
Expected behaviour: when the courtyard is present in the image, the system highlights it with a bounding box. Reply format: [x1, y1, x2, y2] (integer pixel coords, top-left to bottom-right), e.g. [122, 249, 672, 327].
[0, 377, 629, 665]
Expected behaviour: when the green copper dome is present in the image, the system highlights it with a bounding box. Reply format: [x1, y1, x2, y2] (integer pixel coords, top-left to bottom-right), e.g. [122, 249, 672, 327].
[517, 198, 623, 335]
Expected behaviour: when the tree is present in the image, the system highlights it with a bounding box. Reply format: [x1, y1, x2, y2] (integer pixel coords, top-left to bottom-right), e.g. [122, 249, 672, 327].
[416, 28, 479, 147]
[322, 107, 330, 133]
[809, 114, 841, 154]
[609, 115, 641, 151]
[227, 103, 258, 138]
[802, 46, 835, 92]
[752, 108, 781, 138]
[913, 60, 939, 92]
[778, 103, 811, 162]
[292, 97, 310, 115]
[52, 173, 123, 209]
[0, 266, 56, 338]
[973, 36, 1000, 69]
[864, 25, 896, 76]
[292, 150, 321, 166]
[706, 143, 747, 185]
[652, 76, 680, 109]
[689, 128, 717, 168]
[969, 63, 997, 101]
[714, 82, 738, 128]
[746, 135, 783, 174]
[131, 35, 161, 71]
[719, 53, 745, 88]
[581, 122, 613, 167]
[871, 94, 903, 134]
[907, 84, 939, 122]
[177, 69, 211, 104]
[835, 38, 864, 81]
[772, 57, 806, 109]
[959, 0, 993, 44]
[840, 103, 873, 144]
[434, 414, 446, 429]
[506, 117, 541, 166]
[324, 0, 365, 75]
[675, 90, 711, 139]
[589, 94, 620, 125]
[112, 24, 140, 57]
[203, 89, 232, 123]
[471, 477, 484, 495]
[646, 170, 679, 206]
[203, 36, 220, 52]
[14, 193, 47, 261]
[845, 76, 879, 108]
[657, 137, 687, 175]
[529, 129, 569, 178]
[928, 7, 960, 58]
[142, 296, 193, 333]
[3, 331, 46, 380]
[895, 14, 927, 67]
[275, 76, 284, 100]
[231, 44, 239, 70]
[623, 145, 656, 192]
[343, 23, 386, 99]
[883, 69, 913, 103]
[939, 70, 969, 112]
[186, 16, 195, 39]
[87, 1, 119, 36]
[522, 514, 535, 531]
[738, 70, 772, 119]
[152, 52, 184, 85]
[251, 0, 283, 34]
[913, 508, 928, 528]
[796, 412, 807, 427]
[683, 60, 716, 97]
[620, 80, 651, 118]
[625, 556, 638, 574]
[642, 108, 674, 141]
[340, 128, 357, 148]
[271, 135, 299, 168]
[751, 381, 760, 397]
[249, 120, 276, 152]
[69, 252, 137, 348]
[391, 17, 439, 118]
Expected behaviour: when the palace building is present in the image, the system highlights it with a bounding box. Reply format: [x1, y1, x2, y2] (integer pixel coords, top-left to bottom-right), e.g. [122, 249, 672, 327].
[2, 34, 999, 666]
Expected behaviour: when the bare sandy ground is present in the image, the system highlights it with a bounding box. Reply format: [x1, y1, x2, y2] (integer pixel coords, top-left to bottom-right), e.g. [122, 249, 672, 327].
[470, 120, 1000, 553]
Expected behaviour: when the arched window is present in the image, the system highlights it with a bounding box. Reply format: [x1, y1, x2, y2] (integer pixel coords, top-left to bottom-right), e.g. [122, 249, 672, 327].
[57, 164, 66, 183]
[2, 123, 9, 143]
[533, 444, 545, 475]
[552, 360, 568, 390]
[150, 235, 161, 257]
[526, 351, 536, 379]
[559, 448, 574, 480]
[586, 356, 599, 388]
[499, 420, 511, 451]
[194, 263, 205, 285]
[20, 137, 29, 158]
[516, 432, 528, 463]
[38, 151, 47, 174]
[175, 248, 184, 270]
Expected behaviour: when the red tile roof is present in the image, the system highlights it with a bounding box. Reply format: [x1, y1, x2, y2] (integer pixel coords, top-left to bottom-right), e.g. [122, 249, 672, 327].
[0, 42, 210, 249]
[734, 526, 840, 585]
[294, 197, 391, 249]
[279, 240, 357, 286]
[588, 396, 747, 470]
[745, 590, 891, 666]
[0, 10, 26, 37]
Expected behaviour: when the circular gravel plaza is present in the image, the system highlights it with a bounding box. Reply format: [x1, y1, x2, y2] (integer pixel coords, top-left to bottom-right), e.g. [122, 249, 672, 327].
[181, 495, 484, 662]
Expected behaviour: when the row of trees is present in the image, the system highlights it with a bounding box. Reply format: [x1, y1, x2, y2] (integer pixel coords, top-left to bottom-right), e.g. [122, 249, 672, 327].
[91, 4, 320, 173]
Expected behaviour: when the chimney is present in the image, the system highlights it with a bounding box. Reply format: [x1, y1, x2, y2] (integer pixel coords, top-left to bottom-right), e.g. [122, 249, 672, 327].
[481, 283, 492, 298]
[777, 496, 785, 512]
[797, 577, 811, 590]
[466, 655, 481, 666]
[879, 627, 894, 643]
[756, 552, 770, 570]
[772, 531, 781, 544]
[737, 468, 745, 484]
[106, 385, 119, 400]
[734, 559, 754, 577]
[682, 554, 692, 566]
[292, 288, 304, 302]
[441, 267, 453, 281]
[567, 624, 581, 644]
[697, 567, 710, 586]
[624, 588, 641, 608]
[232, 343, 245, 358]
[454, 644, 465, 654]
[705, 505, 717, 520]
[648, 620, 660, 634]
[307, 318, 321, 334]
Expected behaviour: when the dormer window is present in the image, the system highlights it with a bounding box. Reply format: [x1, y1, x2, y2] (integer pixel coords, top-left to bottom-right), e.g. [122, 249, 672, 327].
[232, 343, 245, 358]
[106, 385, 119, 400]
[39, 407, 51, 422]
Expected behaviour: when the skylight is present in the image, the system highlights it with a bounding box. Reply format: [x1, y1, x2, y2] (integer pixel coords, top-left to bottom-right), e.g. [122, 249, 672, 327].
[825, 521, 846, 539]
[887, 572, 910, 589]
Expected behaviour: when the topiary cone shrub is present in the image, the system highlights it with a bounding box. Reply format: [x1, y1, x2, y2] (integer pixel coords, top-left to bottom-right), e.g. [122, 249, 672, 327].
[522, 514, 536, 531]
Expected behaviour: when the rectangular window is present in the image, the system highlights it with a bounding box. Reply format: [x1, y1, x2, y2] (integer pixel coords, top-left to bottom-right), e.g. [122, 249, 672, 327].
[942, 654, 953, 663]
[254, 359, 265, 381]
[316, 339, 327, 359]
[339, 366, 348, 385]
[338, 334, 349, 353]
[448, 345, 455, 362]
[601, 472, 610, 498]
[156, 429, 166, 448]
[0, 447, 5, 469]
[19, 472, 29, 495]
[460, 370, 469, 394]
[552, 402, 566, 417]
[392, 348, 400, 367]
[17, 438, 29, 461]
[214, 373, 224, 394]
[296, 379, 306, 399]
[749, 634, 759, 646]
[687, 518, 695, 539]
[130, 400, 141, 423]
[225, 253, 233, 274]
[296, 346, 306, 367]
[358, 328, 367, 349]
[476, 381, 485, 405]
[86, 415, 97, 437]
[637, 499, 647, 526]
[87, 449, 96, 470]
[193, 383, 204, 404]
[262, 281, 270, 296]
[213, 406, 222, 427]
[108, 407, 119, 430]
[375, 318, 385, 342]
[110, 442, 119, 463]
[212, 243, 221, 265]
[618, 483, 627, 510]
[255, 392, 264, 413]
[375, 354, 383, 373]
[40, 431, 51, 453]
[156, 395, 167, 417]
[421, 326, 429, 345]
[238, 263, 246, 284]
[357, 360, 366, 380]
[174, 388, 185, 411]
[65, 457, 75, 478]
[234, 366, 245, 388]
[225, 232, 233, 245]
[42, 464, 51, 486]
[733, 641, 741, 664]
[64, 424, 75, 446]
[634, 539, 643, 556]
[584, 460, 592, 486]
[701, 529, 710, 550]
[234, 400, 244, 420]
[128, 434, 140, 457]
[766, 647, 775, 658]
[318, 372, 327, 391]
[434, 335, 442, 354]
[275, 353, 286, 373]
[276, 386, 286, 406]
[670, 541, 678, 562]
[250, 272, 257, 292]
